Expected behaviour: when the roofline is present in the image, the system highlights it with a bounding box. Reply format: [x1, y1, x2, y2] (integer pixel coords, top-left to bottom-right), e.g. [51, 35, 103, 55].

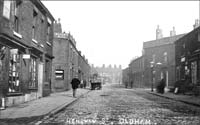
[31, 0, 55, 21]
[143, 33, 186, 49]
[144, 33, 186, 43]
[129, 55, 143, 65]
[175, 26, 200, 44]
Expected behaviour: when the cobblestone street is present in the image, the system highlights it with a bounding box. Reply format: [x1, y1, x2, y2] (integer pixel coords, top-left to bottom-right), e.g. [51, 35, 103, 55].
[36, 83, 200, 125]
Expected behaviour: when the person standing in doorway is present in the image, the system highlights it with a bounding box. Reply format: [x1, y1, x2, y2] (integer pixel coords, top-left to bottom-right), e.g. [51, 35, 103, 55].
[71, 77, 80, 98]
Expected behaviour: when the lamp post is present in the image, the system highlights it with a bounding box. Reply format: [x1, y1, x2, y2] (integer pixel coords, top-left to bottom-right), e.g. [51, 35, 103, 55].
[150, 61, 155, 92]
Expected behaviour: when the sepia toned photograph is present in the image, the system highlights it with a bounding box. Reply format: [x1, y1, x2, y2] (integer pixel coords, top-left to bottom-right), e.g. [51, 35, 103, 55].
[0, 0, 200, 124]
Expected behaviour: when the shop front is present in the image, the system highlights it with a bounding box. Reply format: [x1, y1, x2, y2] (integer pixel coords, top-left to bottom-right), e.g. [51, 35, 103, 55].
[0, 35, 29, 108]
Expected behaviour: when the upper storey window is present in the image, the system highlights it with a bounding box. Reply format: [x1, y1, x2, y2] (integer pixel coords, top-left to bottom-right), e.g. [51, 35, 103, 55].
[46, 17, 52, 43]
[13, 0, 22, 33]
[3, 0, 11, 19]
[32, 9, 38, 40]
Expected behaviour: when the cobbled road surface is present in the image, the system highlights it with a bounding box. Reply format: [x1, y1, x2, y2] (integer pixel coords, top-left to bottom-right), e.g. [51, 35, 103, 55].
[38, 83, 200, 125]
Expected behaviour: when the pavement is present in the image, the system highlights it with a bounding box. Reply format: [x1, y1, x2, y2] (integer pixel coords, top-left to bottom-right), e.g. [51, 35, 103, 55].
[146, 89, 200, 107]
[0, 88, 91, 121]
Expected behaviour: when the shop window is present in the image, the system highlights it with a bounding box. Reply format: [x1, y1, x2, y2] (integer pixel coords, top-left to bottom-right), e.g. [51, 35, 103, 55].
[55, 69, 64, 80]
[8, 49, 21, 93]
[198, 61, 200, 85]
[176, 66, 180, 81]
[191, 61, 197, 84]
[29, 57, 37, 88]
[0, 45, 6, 81]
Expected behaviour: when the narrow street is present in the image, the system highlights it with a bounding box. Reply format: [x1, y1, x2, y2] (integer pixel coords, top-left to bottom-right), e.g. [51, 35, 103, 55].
[36, 83, 200, 125]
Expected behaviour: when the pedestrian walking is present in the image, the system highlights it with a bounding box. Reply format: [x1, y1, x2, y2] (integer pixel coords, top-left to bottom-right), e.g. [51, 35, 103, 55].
[71, 77, 80, 98]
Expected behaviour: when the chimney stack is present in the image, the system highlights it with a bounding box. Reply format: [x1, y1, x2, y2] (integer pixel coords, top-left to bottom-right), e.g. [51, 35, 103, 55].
[193, 19, 199, 29]
[170, 27, 176, 37]
[156, 25, 163, 39]
[54, 18, 62, 33]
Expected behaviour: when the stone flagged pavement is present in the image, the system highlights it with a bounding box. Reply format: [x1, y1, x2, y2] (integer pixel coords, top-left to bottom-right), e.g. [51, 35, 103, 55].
[0, 88, 91, 120]
[146, 89, 200, 107]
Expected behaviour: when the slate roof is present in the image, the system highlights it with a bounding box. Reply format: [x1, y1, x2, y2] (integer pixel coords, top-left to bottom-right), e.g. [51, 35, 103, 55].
[143, 34, 186, 49]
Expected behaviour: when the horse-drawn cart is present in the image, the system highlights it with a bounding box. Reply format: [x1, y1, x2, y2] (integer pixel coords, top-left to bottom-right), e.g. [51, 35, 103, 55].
[91, 81, 102, 90]
[90, 73, 102, 90]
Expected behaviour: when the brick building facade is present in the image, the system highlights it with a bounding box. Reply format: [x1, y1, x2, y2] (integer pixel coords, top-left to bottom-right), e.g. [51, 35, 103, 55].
[93, 65, 122, 84]
[175, 25, 200, 94]
[52, 20, 90, 92]
[0, 0, 54, 108]
[143, 26, 185, 89]
[128, 56, 144, 88]
[78, 52, 90, 87]
[122, 67, 129, 88]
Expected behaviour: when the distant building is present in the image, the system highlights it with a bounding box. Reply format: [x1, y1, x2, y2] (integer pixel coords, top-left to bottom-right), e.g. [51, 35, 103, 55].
[91, 64, 122, 84]
[122, 67, 130, 88]
[128, 56, 144, 88]
[143, 26, 185, 89]
[52, 19, 90, 92]
[78, 52, 91, 87]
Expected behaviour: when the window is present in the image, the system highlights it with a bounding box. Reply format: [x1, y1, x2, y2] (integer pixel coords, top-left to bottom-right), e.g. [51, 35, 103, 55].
[46, 22, 51, 42]
[176, 66, 180, 81]
[45, 59, 50, 82]
[13, 0, 21, 32]
[32, 9, 38, 39]
[29, 57, 37, 88]
[3, 0, 11, 19]
[152, 54, 155, 63]
[8, 49, 21, 93]
[55, 69, 64, 80]
[0, 45, 6, 81]
[191, 61, 197, 84]
[164, 52, 168, 63]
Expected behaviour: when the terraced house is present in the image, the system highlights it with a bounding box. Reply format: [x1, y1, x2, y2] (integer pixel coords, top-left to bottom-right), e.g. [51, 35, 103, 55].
[128, 56, 144, 88]
[52, 19, 90, 92]
[78, 51, 90, 87]
[0, 0, 54, 108]
[143, 26, 185, 90]
[175, 22, 200, 95]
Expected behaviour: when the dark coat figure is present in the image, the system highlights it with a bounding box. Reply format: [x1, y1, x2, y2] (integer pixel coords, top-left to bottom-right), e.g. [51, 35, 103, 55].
[156, 78, 166, 94]
[83, 80, 87, 88]
[71, 78, 80, 97]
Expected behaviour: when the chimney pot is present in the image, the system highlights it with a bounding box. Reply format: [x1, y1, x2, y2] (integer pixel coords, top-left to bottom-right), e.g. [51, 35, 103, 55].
[170, 26, 176, 37]
[193, 19, 199, 29]
[156, 25, 163, 39]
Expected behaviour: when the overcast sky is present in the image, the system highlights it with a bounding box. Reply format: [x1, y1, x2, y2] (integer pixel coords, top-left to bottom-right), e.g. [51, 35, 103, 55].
[42, 1, 199, 69]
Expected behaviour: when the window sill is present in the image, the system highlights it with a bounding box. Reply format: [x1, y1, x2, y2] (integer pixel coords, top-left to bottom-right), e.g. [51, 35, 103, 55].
[40, 44, 44, 48]
[7, 92, 23, 97]
[13, 31, 22, 39]
[32, 39, 38, 44]
[46, 41, 52, 46]
[28, 88, 38, 91]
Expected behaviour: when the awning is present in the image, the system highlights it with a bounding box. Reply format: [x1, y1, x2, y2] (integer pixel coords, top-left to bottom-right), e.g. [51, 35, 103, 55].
[0, 34, 30, 50]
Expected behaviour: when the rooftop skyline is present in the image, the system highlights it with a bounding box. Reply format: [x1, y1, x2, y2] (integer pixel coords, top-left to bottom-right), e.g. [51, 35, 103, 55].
[42, 1, 199, 69]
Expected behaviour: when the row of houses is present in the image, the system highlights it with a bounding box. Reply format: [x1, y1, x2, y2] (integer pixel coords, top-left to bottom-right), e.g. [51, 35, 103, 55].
[91, 64, 122, 84]
[0, 0, 90, 108]
[52, 19, 90, 92]
[123, 20, 200, 94]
